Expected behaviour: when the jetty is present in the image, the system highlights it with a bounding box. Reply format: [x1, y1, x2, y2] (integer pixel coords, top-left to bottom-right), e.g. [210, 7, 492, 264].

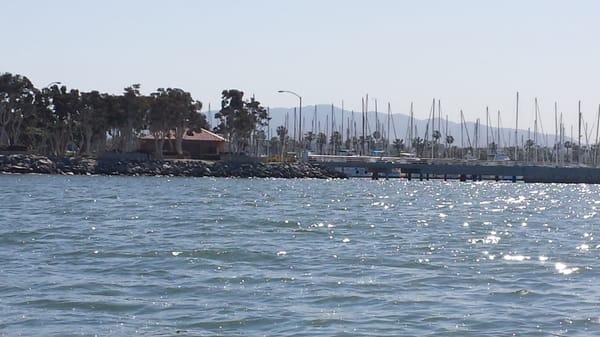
[309, 155, 600, 183]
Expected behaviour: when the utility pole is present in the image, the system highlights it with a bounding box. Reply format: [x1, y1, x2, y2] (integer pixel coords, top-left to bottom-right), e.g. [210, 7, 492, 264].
[293, 107, 297, 144]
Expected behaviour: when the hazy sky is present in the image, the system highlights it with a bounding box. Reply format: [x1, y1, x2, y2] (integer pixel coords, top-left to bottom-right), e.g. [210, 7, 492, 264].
[4, 0, 600, 130]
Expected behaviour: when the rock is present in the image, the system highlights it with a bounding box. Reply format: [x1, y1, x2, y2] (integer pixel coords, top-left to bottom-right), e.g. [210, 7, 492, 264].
[7, 165, 31, 173]
[0, 153, 346, 179]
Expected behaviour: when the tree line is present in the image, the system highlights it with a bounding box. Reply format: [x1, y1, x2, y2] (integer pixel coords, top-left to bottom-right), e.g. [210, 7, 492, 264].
[0, 73, 269, 159]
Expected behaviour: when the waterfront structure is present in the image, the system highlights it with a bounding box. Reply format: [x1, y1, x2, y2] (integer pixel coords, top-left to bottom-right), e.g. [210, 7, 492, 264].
[139, 129, 227, 159]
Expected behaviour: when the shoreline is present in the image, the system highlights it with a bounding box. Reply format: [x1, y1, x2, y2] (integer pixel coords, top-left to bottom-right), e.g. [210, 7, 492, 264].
[0, 154, 346, 179]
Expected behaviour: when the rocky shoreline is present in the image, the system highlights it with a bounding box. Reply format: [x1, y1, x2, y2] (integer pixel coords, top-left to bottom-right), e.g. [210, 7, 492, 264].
[0, 154, 346, 179]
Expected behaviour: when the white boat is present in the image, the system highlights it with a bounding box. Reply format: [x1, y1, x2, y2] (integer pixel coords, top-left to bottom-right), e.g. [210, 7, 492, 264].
[493, 152, 511, 161]
[307, 153, 416, 178]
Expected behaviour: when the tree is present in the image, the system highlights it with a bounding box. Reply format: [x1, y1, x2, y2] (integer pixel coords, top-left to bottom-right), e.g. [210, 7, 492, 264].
[146, 87, 207, 159]
[525, 139, 535, 161]
[393, 138, 404, 155]
[43, 85, 81, 156]
[0, 73, 38, 147]
[268, 137, 280, 157]
[564, 141, 572, 163]
[253, 129, 267, 155]
[169, 89, 206, 156]
[77, 90, 109, 155]
[412, 137, 425, 156]
[117, 85, 150, 152]
[446, 135, 454, 158]
[148, 88, 173, 159]
[214, 89, 269, 153]
[316, 132, 327, 154]
[304, 131, 315, 151]
[433, 130, 441, 143]
[276, 125, 288, 157]
[330, 131, 342, 155]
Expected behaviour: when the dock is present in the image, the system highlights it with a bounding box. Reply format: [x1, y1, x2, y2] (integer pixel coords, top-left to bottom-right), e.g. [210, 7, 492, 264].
[310, 155, 600, 183]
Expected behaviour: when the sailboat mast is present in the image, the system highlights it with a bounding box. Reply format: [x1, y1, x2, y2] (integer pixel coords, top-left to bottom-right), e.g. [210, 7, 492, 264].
[596, 105, 600, 166]
[431, 98, 435, 159]
[331, 104, 335, 154]
[486, 106, 489, 156]
[461, 110, 464, 156]
[445, 114, 448, 158]
[438, 100, 441, 136]
[387, 102, 391, 154]
[515, 92, 519, 161]
[341, 100, 344, 145]
[409, 102, 414, 153]
[313, 105, 317, 134]
[497, 110, 501, 152]
[554, 102, 558, 165]
[475, 118, 480, 159]
[374, 99, 379, 136]
[578, 100, 582, 164]
[361, 97, 365, 155]
[534, 97, 538, 163]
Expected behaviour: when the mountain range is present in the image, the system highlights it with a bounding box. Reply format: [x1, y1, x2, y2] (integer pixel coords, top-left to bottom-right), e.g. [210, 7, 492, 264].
[208, 104, 575, 147]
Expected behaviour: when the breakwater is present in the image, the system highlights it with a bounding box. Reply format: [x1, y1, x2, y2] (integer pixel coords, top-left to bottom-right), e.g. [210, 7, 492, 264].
[314, 156, 600, 183]
[399, 162, 600, 183]
[0, 154, 346, 179]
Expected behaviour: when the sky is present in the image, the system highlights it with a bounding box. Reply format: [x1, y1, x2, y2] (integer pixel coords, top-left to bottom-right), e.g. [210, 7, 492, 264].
[3, 0, 600, 131]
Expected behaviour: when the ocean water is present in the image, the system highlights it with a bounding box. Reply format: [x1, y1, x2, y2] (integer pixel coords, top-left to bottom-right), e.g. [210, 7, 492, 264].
[1, 175, 600, 336]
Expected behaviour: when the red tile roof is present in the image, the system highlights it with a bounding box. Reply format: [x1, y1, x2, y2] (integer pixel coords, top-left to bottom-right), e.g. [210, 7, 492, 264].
[140, 129, 227, 142]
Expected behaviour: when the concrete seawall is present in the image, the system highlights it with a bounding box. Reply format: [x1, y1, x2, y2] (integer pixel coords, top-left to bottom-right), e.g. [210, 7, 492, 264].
[399, 163, 600, 183]
[318, 158, 600, 183]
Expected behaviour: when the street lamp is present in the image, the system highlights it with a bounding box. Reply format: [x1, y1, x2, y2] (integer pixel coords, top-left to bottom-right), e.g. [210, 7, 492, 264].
[277, 90, 302, 144]
[44, 81, 62, 89]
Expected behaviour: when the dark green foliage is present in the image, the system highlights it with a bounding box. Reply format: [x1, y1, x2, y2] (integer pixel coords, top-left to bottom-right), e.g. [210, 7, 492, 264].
[214, 89, 269, 153]
[0, 72, 208, 158]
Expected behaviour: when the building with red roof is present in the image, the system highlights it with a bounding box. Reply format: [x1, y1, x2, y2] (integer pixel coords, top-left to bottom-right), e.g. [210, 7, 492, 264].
[139, 129, 227, 159]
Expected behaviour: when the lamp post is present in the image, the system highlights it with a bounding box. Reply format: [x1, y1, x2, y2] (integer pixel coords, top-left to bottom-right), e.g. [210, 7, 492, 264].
[277, 90, 302, 146]
[44, 81, 61, 89]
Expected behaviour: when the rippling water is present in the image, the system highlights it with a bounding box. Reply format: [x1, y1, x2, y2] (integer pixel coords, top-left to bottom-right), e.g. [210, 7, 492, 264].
[1, 175, 600, 336]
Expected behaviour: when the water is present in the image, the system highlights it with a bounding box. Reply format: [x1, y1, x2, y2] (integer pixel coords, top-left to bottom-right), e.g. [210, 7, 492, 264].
[1, 175, 600, 336]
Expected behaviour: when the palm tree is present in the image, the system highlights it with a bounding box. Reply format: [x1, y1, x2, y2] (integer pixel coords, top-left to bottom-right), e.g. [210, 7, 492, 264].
[316, 132, 327, 154]
[276, 126, 288, 158]
[412, 137, 425, 156]
[525, 139, 535, 162]
[268, 137, 280, 157]
[393, 138, 404, 155]
[564, 141, 572, 163]
[432, 130, 441, 158]
[304, 131, 315, 151]
[329, 131, 342, 155]
[446, 135, 454, 158]
[253, 129, 266, 156]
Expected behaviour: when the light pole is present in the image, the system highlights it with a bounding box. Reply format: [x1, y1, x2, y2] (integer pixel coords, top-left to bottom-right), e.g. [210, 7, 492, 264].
[278, 90, 302, 146]
[44, 81, 61, 88]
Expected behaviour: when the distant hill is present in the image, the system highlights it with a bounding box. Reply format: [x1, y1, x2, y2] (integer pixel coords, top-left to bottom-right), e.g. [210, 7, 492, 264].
[208, 104, 566, 148]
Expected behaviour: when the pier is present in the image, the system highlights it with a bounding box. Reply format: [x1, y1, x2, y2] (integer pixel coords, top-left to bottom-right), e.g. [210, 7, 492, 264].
[311, 156, 600, 183]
